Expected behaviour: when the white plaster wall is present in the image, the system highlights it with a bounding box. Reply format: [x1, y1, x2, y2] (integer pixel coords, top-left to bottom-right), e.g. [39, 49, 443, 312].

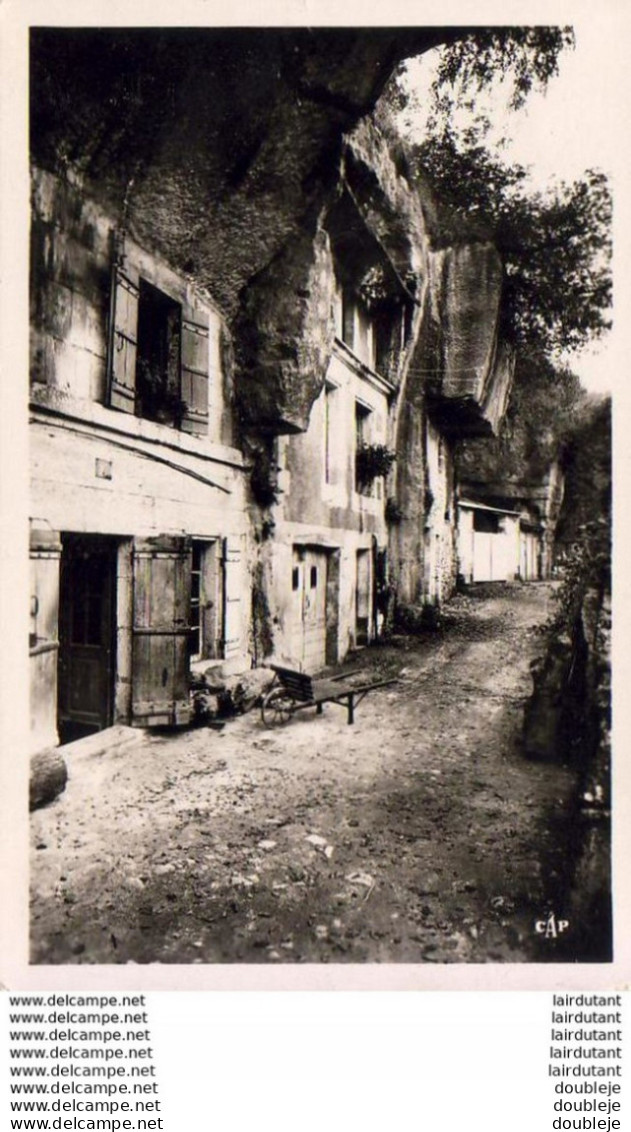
[520, 531, 540, 581]
[281, 345, 389, 530]
[268, 521, 376, 668]
[457, 507, 520, 583]
[31, 417, 248, 543]
[270, 347, 390, 666]
[499, 516, 521, 581]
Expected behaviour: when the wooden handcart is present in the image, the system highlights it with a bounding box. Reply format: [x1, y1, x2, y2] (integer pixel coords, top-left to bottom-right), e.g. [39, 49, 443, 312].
[260, 663, 397, 727]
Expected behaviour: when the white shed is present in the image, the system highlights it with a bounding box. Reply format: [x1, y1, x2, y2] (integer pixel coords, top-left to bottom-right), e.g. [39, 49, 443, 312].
[457, 500, 521, 584]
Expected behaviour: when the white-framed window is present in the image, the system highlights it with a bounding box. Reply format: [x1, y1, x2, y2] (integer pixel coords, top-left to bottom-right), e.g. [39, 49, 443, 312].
[355, 399, 373, 495]
[335, 281, 410, 380]
[188, 539, 224, 662]
[324, 380, 337, 485]
[338, 289, 373, 368]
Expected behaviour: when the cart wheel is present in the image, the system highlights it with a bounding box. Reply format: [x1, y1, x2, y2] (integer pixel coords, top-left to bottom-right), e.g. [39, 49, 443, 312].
[261, 688, 295, 727]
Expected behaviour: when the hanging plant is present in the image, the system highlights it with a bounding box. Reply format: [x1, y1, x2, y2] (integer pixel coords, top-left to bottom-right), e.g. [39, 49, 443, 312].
[356, 443, 396, 489]
[357, 264, 392, 310]
[385, 496, 405, 524]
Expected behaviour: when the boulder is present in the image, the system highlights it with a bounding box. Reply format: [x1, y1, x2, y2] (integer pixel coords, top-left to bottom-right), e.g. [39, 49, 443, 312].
[30, 747, 68, 811]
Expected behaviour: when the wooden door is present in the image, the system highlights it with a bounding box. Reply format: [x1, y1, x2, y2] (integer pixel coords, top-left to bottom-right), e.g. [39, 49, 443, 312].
[290, 549, 306, 667]
[290, 547, 327, 672]
[131, 535, 192, 727]
[58, 535, 117, 742]
[302, 549, 327, 672]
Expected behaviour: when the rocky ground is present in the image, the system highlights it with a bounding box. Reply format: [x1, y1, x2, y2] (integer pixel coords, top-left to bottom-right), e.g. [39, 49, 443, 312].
[31, 583, 587, 966]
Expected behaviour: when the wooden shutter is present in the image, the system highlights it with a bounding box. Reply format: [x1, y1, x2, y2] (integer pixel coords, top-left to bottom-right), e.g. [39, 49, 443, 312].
[222, 536, 244, 661]
[107, 263, 139, 414]
[131, 535, 192, 727]
[180, 308, 210, 435]
[342, 288, 355, 349]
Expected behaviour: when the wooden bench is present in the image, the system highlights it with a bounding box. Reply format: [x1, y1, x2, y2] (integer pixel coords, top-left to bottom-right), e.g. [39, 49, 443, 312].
[260, 663, 396, 727]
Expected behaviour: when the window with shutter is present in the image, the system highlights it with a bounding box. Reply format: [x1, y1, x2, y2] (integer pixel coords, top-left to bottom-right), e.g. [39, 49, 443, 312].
[181, 309, 210, 436]
[188, 539, 222, 660]
[107, 264, 139, 414]
[134, 280, 182, 426]
[107, 252, 210, 437]
[355, 401, 372, 495]
[222, 536, 244, 661]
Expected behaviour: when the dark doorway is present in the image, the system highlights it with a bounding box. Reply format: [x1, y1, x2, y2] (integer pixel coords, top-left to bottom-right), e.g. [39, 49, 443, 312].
[57, 535, 117, 745]
[135, 279, 182, 425]
[355, 548, 370, 645]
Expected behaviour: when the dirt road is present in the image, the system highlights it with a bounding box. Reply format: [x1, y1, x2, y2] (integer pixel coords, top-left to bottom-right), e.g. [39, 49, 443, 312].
[31, 583, 581, 965]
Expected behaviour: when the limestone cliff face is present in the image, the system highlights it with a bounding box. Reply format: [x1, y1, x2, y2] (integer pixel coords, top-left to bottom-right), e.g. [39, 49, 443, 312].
[234, 218, 336, 434]
[31, 29, 434, 436]
[31, 28, 519, 612]
[420, 243, 514, 437]
[31, 29, 514, 446]
[343, 119, 429, 288]
[31, 29, 436, 315]
[390, 241, 515, 605]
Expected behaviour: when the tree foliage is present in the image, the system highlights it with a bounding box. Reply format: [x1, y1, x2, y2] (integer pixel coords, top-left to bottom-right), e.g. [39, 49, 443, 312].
[553, 396, 611, 626]
[429, 27, 575, 120]
[381, 26, 575, 134]
[504, 353, 585, 476]
[379, 28, 612, 362]
[457, 348, 586, 489]
[556, 397, 611, 555]
[412, 129, 612, 357]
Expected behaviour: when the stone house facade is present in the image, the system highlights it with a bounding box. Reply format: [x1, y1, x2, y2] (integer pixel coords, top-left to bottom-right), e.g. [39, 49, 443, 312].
[29, 168, 250, 753]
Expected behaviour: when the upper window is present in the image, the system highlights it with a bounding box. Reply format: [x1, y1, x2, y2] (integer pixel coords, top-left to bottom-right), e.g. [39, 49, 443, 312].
[337, 286, 373, 368]
[373, 304, 408, 379]
[355, 401, 372, 495]
[188, 539, 223, 662]
[335, 281, 409, 380]
[107, 258, 210, 436]
[136, 280, 183, 426]
[324, 382, 337, 485]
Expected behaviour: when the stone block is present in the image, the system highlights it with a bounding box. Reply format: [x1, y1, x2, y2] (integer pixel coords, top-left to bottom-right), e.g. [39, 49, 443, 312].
[43, 280, 73, 341]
